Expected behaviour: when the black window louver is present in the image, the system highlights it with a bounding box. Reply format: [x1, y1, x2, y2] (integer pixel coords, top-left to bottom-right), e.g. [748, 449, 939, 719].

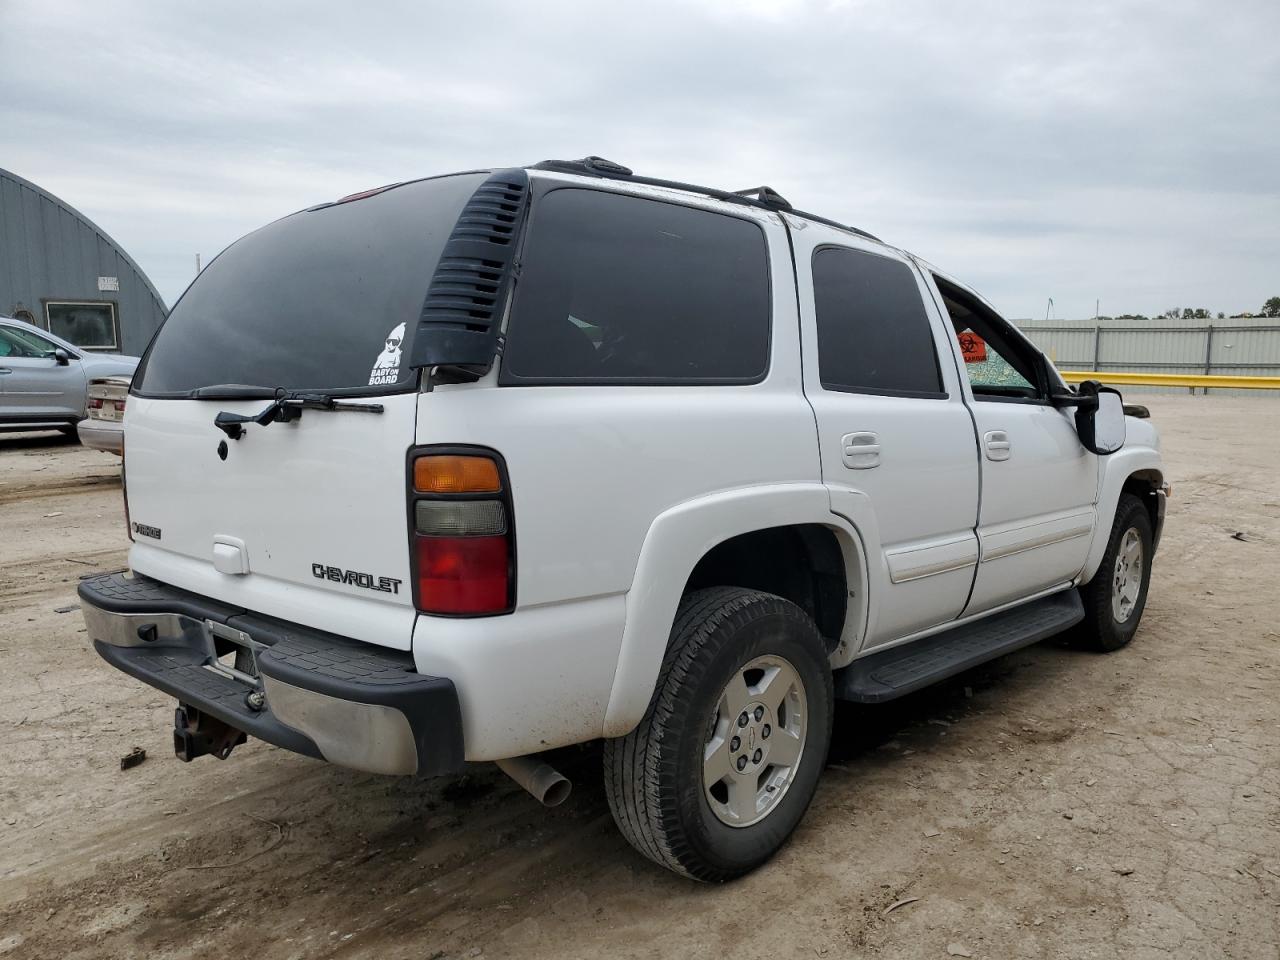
[408, 168, 529, 375]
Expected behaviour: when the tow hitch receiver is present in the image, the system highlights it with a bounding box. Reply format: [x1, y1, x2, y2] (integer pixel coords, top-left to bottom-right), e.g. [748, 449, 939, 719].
[174, 703, 247, 761]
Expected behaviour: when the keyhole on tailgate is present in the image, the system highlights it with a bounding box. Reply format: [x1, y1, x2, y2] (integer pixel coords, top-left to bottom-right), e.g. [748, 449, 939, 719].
[217, 440, 228, 461]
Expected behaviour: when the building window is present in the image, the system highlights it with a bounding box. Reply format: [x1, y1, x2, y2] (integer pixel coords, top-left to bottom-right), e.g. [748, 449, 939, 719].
[44, 301, 119, 351]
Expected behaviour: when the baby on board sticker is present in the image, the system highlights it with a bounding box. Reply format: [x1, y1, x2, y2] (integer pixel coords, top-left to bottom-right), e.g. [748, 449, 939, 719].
[369, 323, 405, 385]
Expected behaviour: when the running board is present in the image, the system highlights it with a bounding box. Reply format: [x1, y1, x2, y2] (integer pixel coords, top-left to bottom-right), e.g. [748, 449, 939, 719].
[834, 591, 1084, 703]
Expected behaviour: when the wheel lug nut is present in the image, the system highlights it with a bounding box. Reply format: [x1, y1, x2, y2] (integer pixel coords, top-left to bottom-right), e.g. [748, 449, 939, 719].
[730, 736, 741, 751]
[762, 724, 771, 739]
[736, 756, 747, 771]
[752, 749, 763, 763]
[753, 706, 765, 721]
[738, 712, 749, 728]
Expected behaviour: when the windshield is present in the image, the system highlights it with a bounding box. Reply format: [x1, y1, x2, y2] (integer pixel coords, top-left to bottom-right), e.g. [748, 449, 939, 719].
[134, 172, 486, 397]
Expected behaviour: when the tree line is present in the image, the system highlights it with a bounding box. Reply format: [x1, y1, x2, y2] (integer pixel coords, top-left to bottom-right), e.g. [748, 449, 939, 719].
[1101, 297, 1280, 322]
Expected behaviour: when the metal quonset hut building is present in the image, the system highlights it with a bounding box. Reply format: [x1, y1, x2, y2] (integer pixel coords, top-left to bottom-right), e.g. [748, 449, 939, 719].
[0, 167, 167, 354]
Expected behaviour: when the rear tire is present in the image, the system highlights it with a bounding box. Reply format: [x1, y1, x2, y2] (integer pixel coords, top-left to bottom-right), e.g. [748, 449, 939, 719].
[1075, 493, 1153, 652]
[603, 587, 833, 881]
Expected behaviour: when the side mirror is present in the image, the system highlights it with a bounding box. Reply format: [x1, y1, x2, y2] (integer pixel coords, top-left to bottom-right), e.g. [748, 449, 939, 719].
[1072, 381, 1126, 455]
[53, 348, 71, 366]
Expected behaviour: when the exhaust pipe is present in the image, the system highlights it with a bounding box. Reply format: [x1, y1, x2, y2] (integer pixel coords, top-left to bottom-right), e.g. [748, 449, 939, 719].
[495, 755, 571, 807]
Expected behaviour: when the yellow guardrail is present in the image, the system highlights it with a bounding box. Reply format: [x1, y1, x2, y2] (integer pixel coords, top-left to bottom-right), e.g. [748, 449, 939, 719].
[1059, 371, 1280, 390]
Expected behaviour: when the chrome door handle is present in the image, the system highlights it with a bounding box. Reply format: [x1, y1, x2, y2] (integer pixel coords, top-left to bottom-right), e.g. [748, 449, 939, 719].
[841, 431, 881, 469]
[0, 368, 12, 374]
[984, 430, 1011, 461]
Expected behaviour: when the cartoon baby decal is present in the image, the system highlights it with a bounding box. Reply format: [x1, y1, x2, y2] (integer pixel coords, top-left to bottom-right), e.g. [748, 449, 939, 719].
[369, 322, 406, 386]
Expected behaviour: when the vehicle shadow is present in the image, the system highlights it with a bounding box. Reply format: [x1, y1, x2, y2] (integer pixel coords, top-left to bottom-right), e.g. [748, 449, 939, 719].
[0, 430, 78, 452]
[824, 641, 1070, 766]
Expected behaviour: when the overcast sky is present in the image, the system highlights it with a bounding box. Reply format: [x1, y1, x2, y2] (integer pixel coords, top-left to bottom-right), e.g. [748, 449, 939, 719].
[2, 0, 1277, 318]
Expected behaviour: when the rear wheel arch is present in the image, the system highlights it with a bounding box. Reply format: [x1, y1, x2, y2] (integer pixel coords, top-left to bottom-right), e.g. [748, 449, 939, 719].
[601, 486, 866, 738]
[684, 523, 857, 654]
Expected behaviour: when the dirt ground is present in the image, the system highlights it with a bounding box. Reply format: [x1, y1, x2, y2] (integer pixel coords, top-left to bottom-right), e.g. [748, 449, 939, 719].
[1, 395, 1277, 960]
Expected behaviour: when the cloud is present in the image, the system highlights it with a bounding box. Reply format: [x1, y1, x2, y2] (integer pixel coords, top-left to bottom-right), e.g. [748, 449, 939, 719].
[2, 0, 1277, 317]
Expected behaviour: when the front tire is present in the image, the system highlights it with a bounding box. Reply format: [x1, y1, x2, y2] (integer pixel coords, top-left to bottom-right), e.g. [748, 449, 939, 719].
[603, 587, 834, 881]
[1076, 493, 1153, 652]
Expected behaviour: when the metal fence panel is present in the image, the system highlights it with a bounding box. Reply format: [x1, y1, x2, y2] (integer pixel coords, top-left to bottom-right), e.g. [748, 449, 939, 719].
[1015, 320, 1280, 397]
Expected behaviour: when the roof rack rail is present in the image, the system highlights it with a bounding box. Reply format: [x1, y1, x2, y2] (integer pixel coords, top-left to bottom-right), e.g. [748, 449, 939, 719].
[528, 157, 881, 243]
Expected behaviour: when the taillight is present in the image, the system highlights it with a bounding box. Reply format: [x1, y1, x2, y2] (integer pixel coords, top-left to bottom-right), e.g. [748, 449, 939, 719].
[408, 449, 514, 616]
[113, 400, 126, 413]
[87, 397, 103, 409]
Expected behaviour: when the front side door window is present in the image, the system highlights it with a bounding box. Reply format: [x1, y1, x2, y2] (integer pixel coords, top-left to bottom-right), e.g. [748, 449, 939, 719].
[939, 292, 1041, 400]
[0, 326, 56, 358]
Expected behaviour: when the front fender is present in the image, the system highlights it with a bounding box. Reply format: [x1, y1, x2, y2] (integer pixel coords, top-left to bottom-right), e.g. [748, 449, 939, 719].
[1079, 439, 1163, 584]
[601, 483, 859, 738]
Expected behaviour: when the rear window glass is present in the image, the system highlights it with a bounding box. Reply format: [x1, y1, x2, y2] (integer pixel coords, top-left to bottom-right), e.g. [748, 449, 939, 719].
[500, 188, 770, 384]
[134, 173, 486, 396]
[812, 246, 944, 398]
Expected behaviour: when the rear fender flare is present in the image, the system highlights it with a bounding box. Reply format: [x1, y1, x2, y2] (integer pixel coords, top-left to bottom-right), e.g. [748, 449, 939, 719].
[601, 483, 866, 738]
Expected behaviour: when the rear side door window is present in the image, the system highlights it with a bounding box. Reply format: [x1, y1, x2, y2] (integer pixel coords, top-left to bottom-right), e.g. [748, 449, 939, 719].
[810, 246, 945, 398]
[500, 189, 771, 385]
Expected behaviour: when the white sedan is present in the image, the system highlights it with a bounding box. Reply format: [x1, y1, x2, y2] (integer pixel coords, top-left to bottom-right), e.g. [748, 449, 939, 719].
[77, 376, 131, 454]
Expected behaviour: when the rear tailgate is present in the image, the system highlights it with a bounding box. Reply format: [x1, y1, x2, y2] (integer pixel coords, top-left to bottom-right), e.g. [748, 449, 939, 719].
[125, 393, 418, 649]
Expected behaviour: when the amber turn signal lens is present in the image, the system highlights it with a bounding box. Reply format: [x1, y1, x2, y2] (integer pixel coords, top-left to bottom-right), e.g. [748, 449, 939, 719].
[413, 455, 501, 494]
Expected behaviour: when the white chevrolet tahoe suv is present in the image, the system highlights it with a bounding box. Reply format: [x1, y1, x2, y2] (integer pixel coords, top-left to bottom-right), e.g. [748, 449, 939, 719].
[81, 157, 1166, 881]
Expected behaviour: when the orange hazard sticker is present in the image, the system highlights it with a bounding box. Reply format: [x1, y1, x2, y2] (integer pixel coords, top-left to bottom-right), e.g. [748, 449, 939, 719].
[959, 331, 987, 363]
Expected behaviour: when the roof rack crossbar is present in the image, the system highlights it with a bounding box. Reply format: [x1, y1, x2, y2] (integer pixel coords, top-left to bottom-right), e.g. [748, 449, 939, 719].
[732, 186, 793, 212]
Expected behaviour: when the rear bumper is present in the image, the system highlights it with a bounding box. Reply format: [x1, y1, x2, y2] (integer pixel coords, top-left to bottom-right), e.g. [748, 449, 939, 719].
[79, 572, 465, 777]
[77, 419, 124, 454]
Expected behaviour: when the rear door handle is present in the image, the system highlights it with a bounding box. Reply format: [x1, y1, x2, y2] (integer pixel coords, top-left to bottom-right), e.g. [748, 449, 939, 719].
[0, 368, 11, 374]
[984, 430, 1011, 461]
[841, 431, 881, 469]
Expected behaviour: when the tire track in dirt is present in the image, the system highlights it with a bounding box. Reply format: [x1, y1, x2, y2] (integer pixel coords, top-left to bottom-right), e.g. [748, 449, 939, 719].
[0, 547, 127, 605]
[0, 472, 120, 505]
[0, 760, 621, 959]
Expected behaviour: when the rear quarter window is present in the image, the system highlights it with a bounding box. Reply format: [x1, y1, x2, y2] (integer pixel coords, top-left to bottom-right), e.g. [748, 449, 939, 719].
[500, 188, 771, 385]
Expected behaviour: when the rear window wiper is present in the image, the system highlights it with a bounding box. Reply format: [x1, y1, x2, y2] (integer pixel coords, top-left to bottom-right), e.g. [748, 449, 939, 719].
[192, 384, 280, 400]
[213, 390, 384, 440]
